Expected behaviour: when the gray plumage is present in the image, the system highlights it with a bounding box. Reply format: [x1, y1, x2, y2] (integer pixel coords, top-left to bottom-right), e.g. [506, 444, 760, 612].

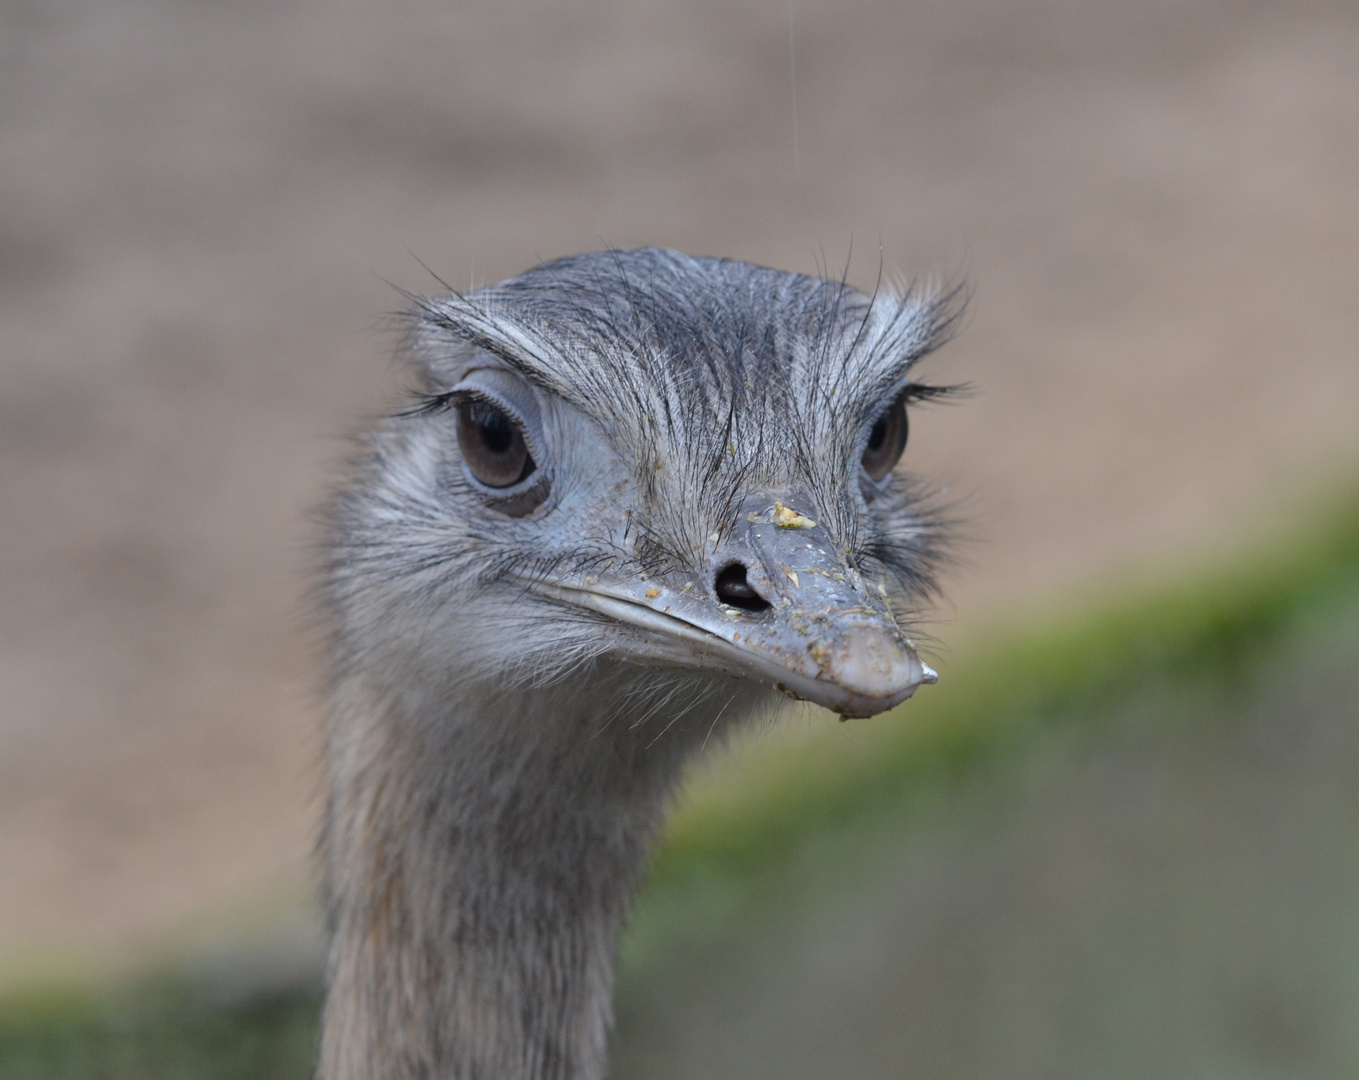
[318, 248, 958, 1080]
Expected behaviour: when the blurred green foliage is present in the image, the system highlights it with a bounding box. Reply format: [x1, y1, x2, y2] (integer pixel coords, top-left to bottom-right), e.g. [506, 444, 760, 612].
[0, 982, 320, 1080]
[3, 487, 1356, 1078]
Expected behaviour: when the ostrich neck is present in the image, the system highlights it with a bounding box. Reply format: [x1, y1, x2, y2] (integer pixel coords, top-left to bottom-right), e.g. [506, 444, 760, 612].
[319, 663, 754, 1080]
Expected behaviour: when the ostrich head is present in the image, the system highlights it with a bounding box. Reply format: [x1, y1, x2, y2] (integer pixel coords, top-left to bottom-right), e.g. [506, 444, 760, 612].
[319, 248, 958, 1080]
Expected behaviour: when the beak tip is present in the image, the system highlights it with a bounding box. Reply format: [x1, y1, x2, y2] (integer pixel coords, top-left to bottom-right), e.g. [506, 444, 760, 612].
[811, 624, 934, 718]
[830, 624, 923, 692]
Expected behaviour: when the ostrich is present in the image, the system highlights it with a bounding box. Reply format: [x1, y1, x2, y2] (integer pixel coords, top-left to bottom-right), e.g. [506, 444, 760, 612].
[318, 247, 957, 1080]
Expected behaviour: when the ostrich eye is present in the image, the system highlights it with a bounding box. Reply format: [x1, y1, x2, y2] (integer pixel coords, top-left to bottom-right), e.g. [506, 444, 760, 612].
[456, 398, 536, 488]
[861, 396, 908, 482]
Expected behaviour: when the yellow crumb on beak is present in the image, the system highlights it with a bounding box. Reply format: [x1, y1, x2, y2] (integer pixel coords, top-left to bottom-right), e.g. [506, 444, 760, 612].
[772, 501, 817, 529]
[645, 588, 660, 598]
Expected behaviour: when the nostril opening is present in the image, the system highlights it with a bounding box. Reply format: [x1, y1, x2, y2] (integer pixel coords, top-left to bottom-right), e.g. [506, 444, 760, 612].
[714, 563, 772, 613]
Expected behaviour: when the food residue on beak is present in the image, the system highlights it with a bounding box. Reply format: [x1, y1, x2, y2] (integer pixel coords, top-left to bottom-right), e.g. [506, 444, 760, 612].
[645, 588, 660, 598]
[772, 501, 817, 529]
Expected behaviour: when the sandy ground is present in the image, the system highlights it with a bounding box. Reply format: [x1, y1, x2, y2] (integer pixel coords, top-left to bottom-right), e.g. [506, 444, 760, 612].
[0, 0, 1356, 970]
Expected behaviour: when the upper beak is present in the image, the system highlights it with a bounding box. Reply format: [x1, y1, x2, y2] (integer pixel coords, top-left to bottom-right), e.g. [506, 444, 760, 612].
[534, 494, 936, 718]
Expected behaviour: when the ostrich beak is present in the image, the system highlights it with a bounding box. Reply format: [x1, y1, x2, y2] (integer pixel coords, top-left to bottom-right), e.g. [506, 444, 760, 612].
[534, 496, 936, 719]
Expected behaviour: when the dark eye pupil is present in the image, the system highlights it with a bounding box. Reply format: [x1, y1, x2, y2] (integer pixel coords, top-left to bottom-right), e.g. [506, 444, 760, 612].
[861, 396, 908, 483]
[480, 411, 515, 453]
[456, 397, 536, 490]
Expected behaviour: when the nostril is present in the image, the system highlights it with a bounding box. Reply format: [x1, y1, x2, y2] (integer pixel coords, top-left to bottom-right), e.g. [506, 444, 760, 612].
[714, 563, 772, 613]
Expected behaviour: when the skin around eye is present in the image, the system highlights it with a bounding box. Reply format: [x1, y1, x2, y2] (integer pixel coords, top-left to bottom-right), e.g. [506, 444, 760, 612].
[861, 395, 908, 482]
[456, 398, 536, 488]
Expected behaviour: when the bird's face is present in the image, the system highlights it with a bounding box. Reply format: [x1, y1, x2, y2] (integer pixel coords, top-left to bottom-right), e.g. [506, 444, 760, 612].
[332, 251, 954, 718]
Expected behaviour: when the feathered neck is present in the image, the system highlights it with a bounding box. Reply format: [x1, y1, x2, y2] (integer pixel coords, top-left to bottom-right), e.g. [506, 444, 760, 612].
[318, 660, 767, 1080]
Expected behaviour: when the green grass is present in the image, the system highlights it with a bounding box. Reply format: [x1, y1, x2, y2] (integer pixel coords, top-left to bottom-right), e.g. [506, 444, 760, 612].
[4, 486, 1358, 1079]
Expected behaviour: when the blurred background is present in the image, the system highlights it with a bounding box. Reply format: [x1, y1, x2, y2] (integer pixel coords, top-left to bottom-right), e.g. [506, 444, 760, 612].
[1, 0, 1357, 1076]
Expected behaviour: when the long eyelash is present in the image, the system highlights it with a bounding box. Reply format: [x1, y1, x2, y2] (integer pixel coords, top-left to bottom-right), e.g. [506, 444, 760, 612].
[901, 381, 969, 405]
[397, 385, 510, 420]
[395, 391, 458, 419]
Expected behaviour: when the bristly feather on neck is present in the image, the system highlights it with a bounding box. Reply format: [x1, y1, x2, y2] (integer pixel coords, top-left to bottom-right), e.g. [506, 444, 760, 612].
[319, 660, 773, 1080]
